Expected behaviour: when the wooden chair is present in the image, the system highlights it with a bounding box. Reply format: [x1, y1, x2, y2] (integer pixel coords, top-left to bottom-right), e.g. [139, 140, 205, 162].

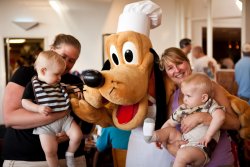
[215, 69, 238, 95]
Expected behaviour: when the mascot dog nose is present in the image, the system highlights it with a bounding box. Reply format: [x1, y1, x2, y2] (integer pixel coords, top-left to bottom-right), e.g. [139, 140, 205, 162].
[82, 70, 105, 88]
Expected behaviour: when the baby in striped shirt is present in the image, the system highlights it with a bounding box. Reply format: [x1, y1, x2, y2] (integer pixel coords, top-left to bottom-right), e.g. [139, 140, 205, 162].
[22, 50, 83, 167]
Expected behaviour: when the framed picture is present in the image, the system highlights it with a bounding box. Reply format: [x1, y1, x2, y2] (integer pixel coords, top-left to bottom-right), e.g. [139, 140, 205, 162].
[102, 33, 112, 64]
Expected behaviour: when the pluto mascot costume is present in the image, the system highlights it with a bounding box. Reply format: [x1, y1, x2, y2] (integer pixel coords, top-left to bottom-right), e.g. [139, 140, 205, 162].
[71, 1, 250, 167]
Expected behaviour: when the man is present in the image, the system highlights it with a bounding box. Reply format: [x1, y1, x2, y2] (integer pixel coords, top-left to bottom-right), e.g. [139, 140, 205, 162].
[235, 42, 250, 104]
[192, 45, 219, 79]
[179, 38, 192, 56]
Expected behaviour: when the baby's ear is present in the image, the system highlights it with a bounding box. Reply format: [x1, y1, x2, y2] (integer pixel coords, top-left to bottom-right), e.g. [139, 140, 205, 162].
[201, 94, 209, 103]
[40, 67, 47, 75]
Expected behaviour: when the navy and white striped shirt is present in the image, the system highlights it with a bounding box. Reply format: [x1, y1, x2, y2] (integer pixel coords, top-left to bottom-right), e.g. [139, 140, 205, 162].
[32, 76, 70, 112]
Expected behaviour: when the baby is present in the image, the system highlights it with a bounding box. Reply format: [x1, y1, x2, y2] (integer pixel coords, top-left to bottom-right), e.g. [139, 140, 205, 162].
[22, 50, 83, 167]
[143, 73, 225, 167]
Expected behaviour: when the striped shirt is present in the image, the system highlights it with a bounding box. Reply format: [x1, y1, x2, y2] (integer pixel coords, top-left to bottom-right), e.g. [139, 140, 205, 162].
[32, 76, 70, 112]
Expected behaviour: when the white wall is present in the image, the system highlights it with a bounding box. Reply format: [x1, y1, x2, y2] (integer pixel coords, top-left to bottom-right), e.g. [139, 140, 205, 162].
[0, 0, 242, 124]
[0, 0, 112, 124]
[189, 0, 241, 46]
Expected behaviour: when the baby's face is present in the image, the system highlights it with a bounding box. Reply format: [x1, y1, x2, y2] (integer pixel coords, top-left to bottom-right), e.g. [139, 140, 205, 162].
[181, 85, 204, 108]
[42, 63, 64, 85]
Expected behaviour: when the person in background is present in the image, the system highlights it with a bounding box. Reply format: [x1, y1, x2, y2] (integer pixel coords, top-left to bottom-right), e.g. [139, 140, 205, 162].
[2, 34, 93, 167]
[143, 73, 225, 167]
[219, 57, 235, 69]
[192, 45, 219, 80]
[235, 42, 250, 104]
[179, 38, 194, 68]
[22, 51, 83, 167]
[179, 38, 192, 56]
[159, 47, 239, 167]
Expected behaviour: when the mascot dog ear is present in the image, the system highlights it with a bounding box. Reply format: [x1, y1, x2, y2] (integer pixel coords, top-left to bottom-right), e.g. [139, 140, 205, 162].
[150, 48, 167, 130]
[102, 59, 111, 71]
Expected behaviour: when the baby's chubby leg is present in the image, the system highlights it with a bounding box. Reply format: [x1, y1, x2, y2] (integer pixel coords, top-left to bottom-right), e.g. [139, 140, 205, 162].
[143, 118, 182, 143]
[39, 134, 59, 167]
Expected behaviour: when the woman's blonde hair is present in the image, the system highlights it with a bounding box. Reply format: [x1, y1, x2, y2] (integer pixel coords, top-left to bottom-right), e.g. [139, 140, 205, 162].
[159, 47, 191, 71]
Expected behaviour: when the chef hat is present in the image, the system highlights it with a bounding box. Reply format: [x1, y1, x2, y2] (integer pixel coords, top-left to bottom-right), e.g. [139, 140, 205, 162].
[117, 0, 162, 37]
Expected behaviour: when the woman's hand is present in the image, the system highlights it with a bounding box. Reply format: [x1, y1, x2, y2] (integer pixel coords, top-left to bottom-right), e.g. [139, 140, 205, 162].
[181, 112, 212, 133]
[56, 132, 69, 143]
[165, 140, 188, 156]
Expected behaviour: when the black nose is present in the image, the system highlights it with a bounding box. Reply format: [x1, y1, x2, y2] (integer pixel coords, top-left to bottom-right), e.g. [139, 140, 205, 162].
[81, 70, 104, 88]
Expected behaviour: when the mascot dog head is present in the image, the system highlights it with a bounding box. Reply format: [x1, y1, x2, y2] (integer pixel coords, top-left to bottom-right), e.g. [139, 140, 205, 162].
[71, 1, 166, 130]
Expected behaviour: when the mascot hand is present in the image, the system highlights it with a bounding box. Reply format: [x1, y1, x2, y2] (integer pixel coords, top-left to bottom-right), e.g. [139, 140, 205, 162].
[230, 95, 250, 139]
[71, 97, 114, 127]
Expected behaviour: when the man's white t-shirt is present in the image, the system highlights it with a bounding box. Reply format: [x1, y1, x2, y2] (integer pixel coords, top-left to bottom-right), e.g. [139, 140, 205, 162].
[193, 56, 219, 79]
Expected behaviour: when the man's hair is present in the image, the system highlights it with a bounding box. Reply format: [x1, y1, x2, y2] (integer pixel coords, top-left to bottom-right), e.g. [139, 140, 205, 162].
[192, 46, 204, 54]
[242, 42, 250, 57]
[179, 38, 191, 49]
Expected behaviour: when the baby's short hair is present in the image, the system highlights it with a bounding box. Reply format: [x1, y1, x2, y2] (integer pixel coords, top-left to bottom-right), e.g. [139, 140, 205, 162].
[34, 50, 66, 70]
[181, 73, 213, 97]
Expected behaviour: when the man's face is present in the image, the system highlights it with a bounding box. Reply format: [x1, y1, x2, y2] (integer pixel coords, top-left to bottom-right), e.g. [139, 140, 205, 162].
[185, 45, 192, 54]
[192, 49, 199, 59]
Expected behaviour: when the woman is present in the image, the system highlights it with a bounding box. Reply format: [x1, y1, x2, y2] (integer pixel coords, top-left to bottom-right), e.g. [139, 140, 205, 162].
[2, 34, 93, 167]
[160, 47, 240, 166]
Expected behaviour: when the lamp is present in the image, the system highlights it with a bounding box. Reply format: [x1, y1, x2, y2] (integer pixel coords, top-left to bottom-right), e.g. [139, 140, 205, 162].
[13, 21, 39, 31]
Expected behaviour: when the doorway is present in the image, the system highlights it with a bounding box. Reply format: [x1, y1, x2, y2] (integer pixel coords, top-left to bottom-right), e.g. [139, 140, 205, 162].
[202, 27, 241, 67]
[4, 38, 44, 84]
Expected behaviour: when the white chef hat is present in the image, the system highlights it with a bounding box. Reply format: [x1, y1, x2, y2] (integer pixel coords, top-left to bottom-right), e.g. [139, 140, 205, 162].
[117, 0, 162, 37]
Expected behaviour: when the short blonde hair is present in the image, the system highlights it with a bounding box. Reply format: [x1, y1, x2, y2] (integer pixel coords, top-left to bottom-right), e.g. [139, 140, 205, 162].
[181, 73, 213, 97]
[34, 50, 66, 71]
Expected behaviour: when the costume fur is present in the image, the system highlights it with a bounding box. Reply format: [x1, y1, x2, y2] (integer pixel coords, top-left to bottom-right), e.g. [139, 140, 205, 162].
[71, 31, 166, 131]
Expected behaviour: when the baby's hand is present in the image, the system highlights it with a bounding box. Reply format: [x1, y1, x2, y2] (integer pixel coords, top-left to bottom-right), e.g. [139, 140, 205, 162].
[38, 105, 52, 116]
[76, 91, 83, 99]
[199, 135, 212, 147]
[155, 141, 163, 149]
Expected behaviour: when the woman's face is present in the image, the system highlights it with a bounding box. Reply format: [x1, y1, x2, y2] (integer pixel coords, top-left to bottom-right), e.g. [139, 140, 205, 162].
[164, 60, 192, 85]
[52, 43, 79, 74]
